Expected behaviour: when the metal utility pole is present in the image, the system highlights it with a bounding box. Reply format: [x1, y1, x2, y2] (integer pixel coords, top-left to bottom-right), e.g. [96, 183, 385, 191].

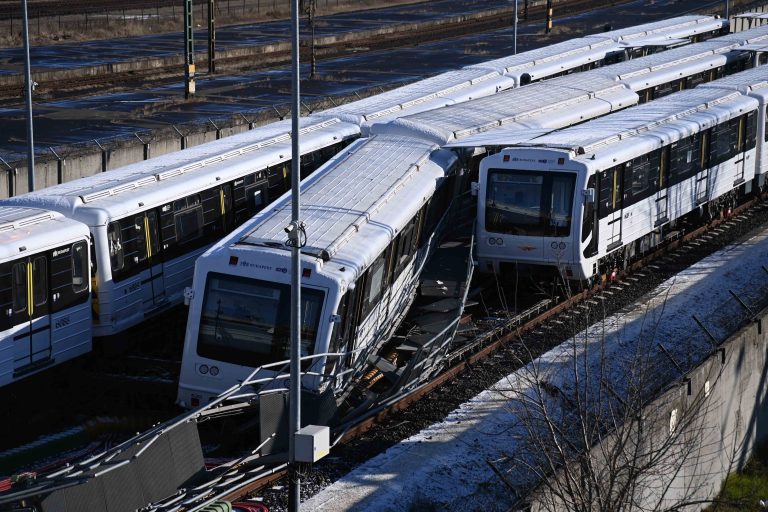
[21, 0, 35, 192]
[184, 0, 196, 98]
[513, 0, 518, 55]
[545, 0, 553, 34]
[208, 0, 216, 73]
[288, 0, 302, 508]
[724, 0, 729, 23]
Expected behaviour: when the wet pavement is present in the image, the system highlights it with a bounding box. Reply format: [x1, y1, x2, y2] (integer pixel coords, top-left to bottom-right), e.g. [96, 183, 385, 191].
[0, 0, 728, 163]
[0, 0, 518, 74]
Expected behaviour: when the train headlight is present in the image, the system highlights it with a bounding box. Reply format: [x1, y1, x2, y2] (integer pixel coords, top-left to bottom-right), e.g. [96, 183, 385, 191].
[199, 364, 209, 375]
[495, 238, 504, 246]
[551, 241, 559, 249]
[489, 238, 496, 246]
[559, 242, 567, 250]
[209, 366, 220, 376]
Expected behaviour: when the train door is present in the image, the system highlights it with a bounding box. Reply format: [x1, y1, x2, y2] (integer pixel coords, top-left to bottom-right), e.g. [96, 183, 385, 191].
[732, 115, 751, 188]
[600, 165, 623, 252]
[655, 147, 669, 226]
[10, 255, 52, 374]
[695, 132, 710, 204]
[135, 210, 165, 307]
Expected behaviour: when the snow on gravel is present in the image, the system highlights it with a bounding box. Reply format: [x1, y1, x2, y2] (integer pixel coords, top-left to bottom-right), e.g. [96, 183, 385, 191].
[303, 226, 768, 511]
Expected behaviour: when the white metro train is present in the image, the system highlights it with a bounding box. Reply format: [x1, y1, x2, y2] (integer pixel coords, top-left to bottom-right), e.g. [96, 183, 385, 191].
[176, 136, 462, 407]
[175, 19, 762, 408]
[475, 65, 768, 282]
[0, 15, 739, 387]
[0, 208, 91, 386]
[1, 118, 359, 339]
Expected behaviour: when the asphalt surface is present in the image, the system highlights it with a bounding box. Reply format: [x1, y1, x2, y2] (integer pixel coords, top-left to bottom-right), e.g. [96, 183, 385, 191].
[0, 0, 518, 74]
[0, 0, 729, 163]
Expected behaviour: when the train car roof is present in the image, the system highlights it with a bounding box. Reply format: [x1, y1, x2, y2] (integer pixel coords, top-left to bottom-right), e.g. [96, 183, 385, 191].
[0, 118, 358, 220]
[586, 15, 725, 42]
[471, 36, 617, 76]
[232, 135, 450, 280]
[0, 207, 89, 262]
[478, 15, 726, 77]
[720, 22, 768, 44]
[319, 16, 724, 129]
[592, 38, 746, 80]
[373, 75, 635, 145]
[322, 68, 515, 128]
[517, 87, 756, 160]
[698, 65, 768, 97]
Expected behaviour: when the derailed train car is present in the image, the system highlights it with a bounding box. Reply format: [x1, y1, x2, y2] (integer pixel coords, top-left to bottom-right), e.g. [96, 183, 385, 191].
[176, 135, 462, 407]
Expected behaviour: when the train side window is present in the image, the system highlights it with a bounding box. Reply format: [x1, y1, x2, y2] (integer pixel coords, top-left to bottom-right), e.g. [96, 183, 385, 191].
[72, 241, 89, 294]
[623, 155, 651, 206]
[247, 186, 265, 211]
[174, 194, 204, 243]
[362, 250, 389, 316]
[710, 119, 736, 166]
[597, 168, 612, 218]
[11, 262, 27, 314]
[669, 137, 699, 185]
[32, 257, 47, 309]
[394, 211, 421, 277]
[107, 222, 124, 272]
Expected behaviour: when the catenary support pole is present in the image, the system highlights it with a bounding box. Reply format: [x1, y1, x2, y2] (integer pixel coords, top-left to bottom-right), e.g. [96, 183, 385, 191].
[21, 0, 35, 192]
[184, 0, 196, 98]
[288, 0, 302, 506]
[513, 0, 518, 55]
[208, 0, 216, 73]
[545, 0, 553, 34]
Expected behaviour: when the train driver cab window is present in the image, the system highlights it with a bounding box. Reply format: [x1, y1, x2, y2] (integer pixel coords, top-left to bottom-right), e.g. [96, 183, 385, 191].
[197, 273, 324, 367]
[107, 222, 124, 271]
[174, 195, 204, 244]
[72, 241, 89, 294]
[11, 263, 27, 314]
[486, 169, 575, 237]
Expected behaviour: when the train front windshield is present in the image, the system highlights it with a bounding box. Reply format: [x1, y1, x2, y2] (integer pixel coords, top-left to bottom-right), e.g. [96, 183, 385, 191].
[196, 272, 324, 368]
[485, 169, 576, 237]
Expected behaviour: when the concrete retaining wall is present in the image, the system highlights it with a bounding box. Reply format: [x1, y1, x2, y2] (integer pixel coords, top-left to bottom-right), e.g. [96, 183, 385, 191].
[531, 305, 768, 510]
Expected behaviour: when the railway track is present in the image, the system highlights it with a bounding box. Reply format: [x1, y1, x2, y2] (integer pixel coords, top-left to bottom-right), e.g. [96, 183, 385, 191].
[1, 193, 766, 508]
[151, 197, 768, 511]
[0, 0, 652, 103]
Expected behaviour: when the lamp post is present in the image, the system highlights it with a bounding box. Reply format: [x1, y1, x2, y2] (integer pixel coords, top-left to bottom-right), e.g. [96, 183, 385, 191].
[21, 0, 35, 192]
[514, 0, 518, 55]
[288, 0, 302, 508]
